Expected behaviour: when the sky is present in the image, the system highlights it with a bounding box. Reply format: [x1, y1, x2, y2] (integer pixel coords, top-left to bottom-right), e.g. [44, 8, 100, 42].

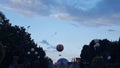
[0, 0, 120, 63]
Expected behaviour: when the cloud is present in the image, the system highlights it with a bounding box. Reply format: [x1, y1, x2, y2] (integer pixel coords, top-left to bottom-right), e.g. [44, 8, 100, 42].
[40, 40, 50, 45]
[40, 40, 56, 50]
[108, 29, 116, 32]
[0, 0, 51, 16]
[0, 0, 120, 26]
[70, 23, 80, 28]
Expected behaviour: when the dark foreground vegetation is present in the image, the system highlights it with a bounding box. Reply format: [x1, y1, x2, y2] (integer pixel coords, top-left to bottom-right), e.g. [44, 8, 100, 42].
[80, 38, 120, 68]
[0, 11, 53, 68]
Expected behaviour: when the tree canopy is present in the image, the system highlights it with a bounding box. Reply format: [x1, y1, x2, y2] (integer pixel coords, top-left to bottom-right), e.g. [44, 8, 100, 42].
[80, 38, 120, 68]
[0, 11, 48, 68]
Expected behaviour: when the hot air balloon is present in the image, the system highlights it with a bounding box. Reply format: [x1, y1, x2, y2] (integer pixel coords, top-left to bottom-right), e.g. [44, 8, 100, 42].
[56, 44, 64, 56]
[56, 44, 64, 52]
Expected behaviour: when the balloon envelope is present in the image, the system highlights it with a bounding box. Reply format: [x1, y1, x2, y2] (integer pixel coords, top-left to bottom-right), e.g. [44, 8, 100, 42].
[57, 58, 69, 63]
[56, 44, 64, 52]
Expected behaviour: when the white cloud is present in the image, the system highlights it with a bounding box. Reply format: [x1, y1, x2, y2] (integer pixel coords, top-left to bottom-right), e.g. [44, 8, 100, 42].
[40, 40, 56, 50]
[0, 5, 35, 16]
[0, 0, 51, 16]
[50, 13, 79, 20]
[0, 0, 120, 26]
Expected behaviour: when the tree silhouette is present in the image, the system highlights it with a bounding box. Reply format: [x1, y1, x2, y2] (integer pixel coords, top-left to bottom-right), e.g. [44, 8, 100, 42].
[91, 56, 106, 68]
[0, 43, 5, 64]
[80, 38, 120, 68]
[0, 11, 48, 68]
[80, 45, 92, 68]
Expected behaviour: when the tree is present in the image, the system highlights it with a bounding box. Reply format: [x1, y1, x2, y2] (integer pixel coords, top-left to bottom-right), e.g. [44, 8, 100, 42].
[0, 43, 5, 64]
[0, 11, 48, 68]
[80, 38, 120, 68]
[91, 56, 106, 68]
[80, 45, 94, 68]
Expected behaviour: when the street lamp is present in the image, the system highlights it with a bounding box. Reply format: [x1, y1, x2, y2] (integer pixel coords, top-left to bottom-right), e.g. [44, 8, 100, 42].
[27, 51, 31, 55]
[35, 51, 38, 55]
[26, 47, 40, 67]
[27, 47, 41, 60]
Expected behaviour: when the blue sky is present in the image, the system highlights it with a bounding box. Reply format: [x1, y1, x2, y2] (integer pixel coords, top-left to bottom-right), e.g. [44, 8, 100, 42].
[0, 0, 120, 62]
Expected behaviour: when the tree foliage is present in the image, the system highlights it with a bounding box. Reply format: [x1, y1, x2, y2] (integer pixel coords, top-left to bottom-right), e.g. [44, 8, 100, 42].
[0, 11, 48, 68]
[80, 39, 120, 68]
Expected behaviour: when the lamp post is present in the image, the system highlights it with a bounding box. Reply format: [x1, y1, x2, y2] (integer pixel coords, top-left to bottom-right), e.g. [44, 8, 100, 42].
[27, 47, 39, 68]
[27, 47, 41, 61]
